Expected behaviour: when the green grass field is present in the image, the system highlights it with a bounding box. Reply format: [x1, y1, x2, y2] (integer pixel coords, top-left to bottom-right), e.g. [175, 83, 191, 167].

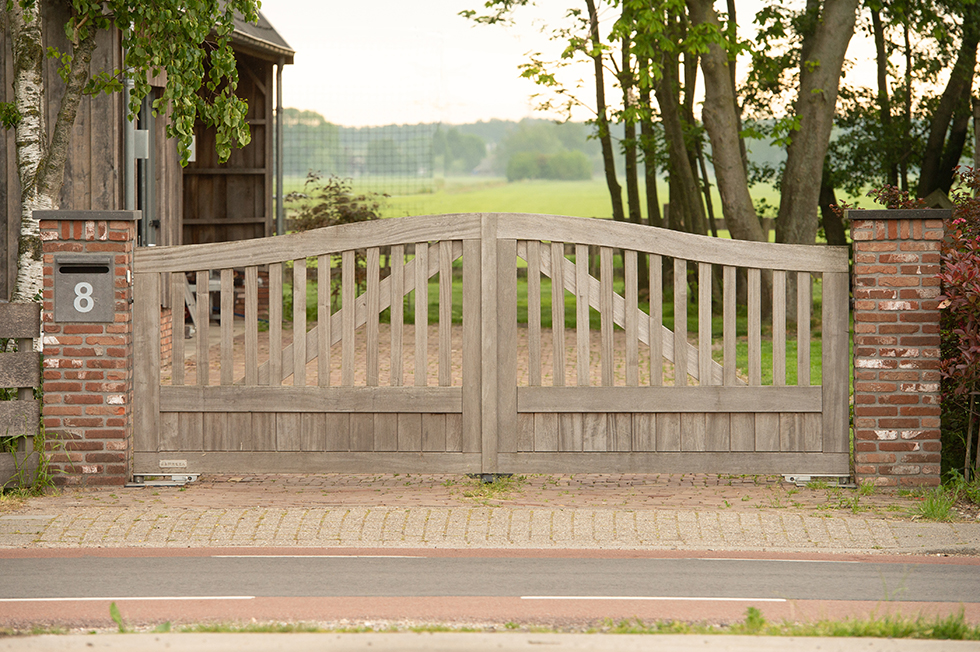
[285, 175, 788, 225]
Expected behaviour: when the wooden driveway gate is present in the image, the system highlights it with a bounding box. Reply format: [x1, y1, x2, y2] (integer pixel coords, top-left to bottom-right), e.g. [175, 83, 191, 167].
[133, 213, 850, 476]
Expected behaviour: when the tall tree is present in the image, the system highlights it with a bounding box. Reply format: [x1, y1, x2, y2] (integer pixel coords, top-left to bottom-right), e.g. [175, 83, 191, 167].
[2, 0, 258, 304]
[917, 4, 979, 198]
[685, 0, 767, 244]
[774, 0, 859, 246]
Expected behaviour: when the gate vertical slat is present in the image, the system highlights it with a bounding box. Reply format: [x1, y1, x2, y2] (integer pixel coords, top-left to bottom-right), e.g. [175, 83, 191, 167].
[822, 271, 850, 453]
[698, 262, 712, 386]
[244, 266, 258, 386]
[220, 269, 233, 386]
[133, 272, 160, 454]
[341, 251, 354, 387]
[414, 242, 428, 387]
[439, 240, 452, 387]
[575, 244, 589, 387]
[773, 269, 786, 387]
[480, 216, 499, 471]
[462, 238, 482, 454]
[551, 242, 566, 387]
[673, 258, 687, 387]
[390, 245, 404, 386]
[317, 254, 331, 387]
[170, 272, 185, 386]
[269, 262, 283, 386]
[797, 272, 811, 386]
[625, 250, 638, 387]
[367, 247, 380, 387]
[195, 270, 210, 386]
[649, 254, 662, 386]
[497, 238, 519, 456]
[600, 247, 614, 386]
[293, 258, 307, 387]
[723, 266, 736, 387]
[528, 241, 542, 387]
[748, 267, 762, 386]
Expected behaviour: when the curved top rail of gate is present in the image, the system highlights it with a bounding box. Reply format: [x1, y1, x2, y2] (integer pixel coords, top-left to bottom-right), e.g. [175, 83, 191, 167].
[133, 213, 849, 273]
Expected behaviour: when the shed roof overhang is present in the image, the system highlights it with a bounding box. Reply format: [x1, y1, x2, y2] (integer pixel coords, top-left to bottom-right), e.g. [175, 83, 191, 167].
[232, 9, 295, 64]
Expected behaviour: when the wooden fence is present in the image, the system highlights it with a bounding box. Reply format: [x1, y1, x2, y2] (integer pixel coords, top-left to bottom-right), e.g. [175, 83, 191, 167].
[0, 303, 41, 487]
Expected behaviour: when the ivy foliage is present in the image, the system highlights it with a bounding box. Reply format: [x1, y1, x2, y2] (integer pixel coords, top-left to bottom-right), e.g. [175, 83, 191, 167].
[8, 0, 260, 165]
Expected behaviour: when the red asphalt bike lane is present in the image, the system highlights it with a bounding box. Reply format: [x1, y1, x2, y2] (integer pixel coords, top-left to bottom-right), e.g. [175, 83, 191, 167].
[2, 548, 978, 629]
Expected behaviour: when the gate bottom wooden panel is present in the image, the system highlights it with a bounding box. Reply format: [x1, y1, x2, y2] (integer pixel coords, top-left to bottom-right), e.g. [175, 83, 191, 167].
[134, 452, 480, 474]
[497, 452, 849, 475]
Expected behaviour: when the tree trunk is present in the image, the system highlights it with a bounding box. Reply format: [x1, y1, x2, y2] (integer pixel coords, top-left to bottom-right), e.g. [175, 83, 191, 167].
[655, 59, 704, 236]
[917, 21, 979, 198]
[638, 62, 662, 229]
[776, 0, 858, 247]
[621, 36, 642, 225]
[872, 8, 898, 187]
[685, 0, 765, 245]
[585, 0, 625, 222]
[937, 79, 974, 194]
[819, 162, 847, 246]
[9, 1, 97, 304]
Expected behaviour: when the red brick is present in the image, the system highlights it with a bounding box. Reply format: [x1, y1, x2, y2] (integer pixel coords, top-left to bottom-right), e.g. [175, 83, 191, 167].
[63, 394, 103, 405]
[856, 453, 896, 464]
[878, 442, 918, 452]
[65, 441, 105, 451]
[63, 324, 104, 334]
[899, 406, 941, 417]
[85, 452, 125, 463]
[854, 406, 898, 416]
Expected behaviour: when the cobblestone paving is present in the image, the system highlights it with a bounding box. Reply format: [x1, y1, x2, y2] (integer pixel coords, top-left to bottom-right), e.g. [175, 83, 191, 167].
[1, 474, 978, 554]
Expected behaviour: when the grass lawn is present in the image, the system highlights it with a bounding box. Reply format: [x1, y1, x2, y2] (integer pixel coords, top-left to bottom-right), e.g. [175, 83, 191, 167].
[283, 254, 829, 386]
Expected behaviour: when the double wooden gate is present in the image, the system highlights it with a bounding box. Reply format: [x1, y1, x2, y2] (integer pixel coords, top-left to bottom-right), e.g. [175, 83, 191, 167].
[133, 213, 850, 475]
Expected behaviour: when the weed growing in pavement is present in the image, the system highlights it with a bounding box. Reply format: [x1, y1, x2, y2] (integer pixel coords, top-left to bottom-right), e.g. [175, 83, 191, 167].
[458, 474, 528, 504]
[109, 603, 127, 633]
[913, 487, 957, 521]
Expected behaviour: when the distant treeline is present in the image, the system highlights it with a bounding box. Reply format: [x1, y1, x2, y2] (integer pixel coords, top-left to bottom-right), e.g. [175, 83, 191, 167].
[281, 108, 786, 181]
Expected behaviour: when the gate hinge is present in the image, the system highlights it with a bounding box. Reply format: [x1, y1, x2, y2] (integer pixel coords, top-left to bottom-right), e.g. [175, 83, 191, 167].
[127, 473, 199, 487]
[782, 474, 854, 488]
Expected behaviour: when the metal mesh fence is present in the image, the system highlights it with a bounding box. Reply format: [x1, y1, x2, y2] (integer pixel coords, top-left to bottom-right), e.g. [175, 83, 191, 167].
[282, 110, 436, 218]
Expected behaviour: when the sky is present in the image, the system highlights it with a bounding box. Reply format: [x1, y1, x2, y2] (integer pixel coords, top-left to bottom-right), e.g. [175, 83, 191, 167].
[261, 0, 570, 126]
[260, 0, 876, 128]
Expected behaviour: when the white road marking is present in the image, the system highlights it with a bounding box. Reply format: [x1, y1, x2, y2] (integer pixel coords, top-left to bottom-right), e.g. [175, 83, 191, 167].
[0, 596, 255, 602]
[697, 558, 861, 563]
[521, 596, 787, 602]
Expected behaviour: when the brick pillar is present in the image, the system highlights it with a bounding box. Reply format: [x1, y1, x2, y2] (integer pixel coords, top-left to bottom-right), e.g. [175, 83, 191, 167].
[849, 208, 946, 487]
[40, 210, 139, 486]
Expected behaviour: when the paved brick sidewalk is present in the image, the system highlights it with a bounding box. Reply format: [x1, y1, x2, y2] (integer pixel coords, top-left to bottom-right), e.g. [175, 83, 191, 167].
[1, 474, 978, 554]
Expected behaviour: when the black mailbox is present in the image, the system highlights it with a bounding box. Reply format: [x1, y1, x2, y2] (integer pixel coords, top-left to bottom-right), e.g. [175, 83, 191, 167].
[54, 254, 115, 323]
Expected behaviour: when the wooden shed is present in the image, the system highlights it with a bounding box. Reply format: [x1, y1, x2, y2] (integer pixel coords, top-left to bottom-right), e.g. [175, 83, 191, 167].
[0, 3, 294, 300]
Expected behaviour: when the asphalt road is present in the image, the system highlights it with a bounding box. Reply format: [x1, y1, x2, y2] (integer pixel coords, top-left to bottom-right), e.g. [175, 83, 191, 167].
[2, 550, 978, 628]
[2, 552, 978, 602]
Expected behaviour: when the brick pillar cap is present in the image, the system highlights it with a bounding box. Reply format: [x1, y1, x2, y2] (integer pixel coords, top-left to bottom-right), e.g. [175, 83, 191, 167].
[35, 210, 140, 222]
[846, 208, 951, 221]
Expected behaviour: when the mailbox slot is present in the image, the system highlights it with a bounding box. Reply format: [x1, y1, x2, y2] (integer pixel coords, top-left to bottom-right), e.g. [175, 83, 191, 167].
[54, 254, 116, 323]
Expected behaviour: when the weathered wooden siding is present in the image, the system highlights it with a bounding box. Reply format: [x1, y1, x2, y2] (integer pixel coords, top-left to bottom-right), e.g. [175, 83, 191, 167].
[0, 3, 182, 300]
[182, 52, 274, 245]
